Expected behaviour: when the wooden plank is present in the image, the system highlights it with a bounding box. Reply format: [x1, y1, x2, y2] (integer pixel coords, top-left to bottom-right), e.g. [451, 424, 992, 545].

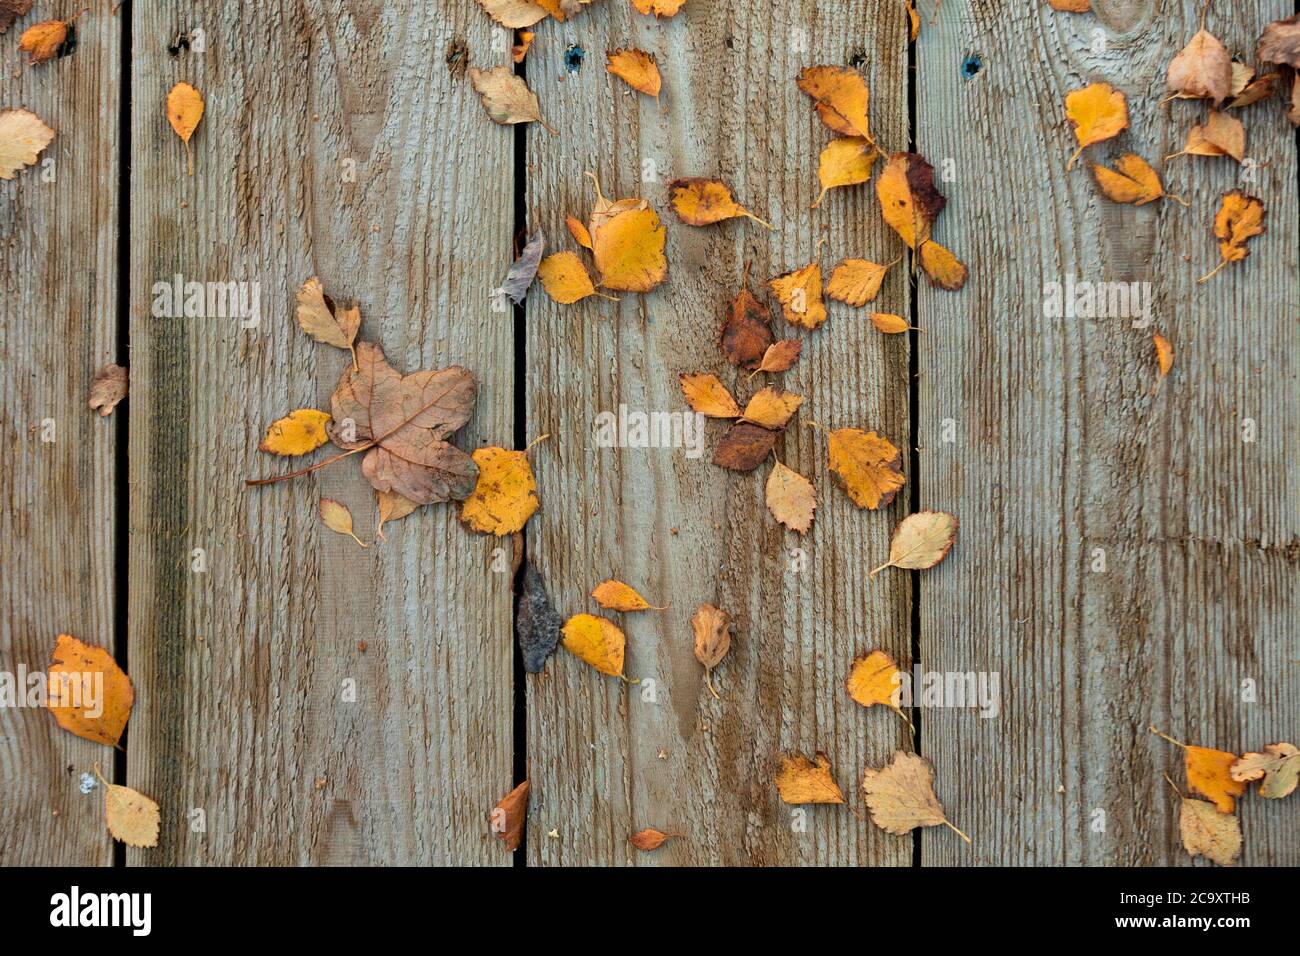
[525, 1, 912, 865]
[917, 0, 1299, 865]
[0, 11, 120, 866]
[126, 1, 514, 864]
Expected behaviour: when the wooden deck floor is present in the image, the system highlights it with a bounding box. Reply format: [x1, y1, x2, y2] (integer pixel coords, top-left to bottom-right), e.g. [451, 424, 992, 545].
[1, 0, 1296, 866]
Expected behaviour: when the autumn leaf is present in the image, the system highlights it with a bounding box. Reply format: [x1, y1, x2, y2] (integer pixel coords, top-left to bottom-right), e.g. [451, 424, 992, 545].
[607, 48, 661, 98]
[0, 107, 55, 180]
[720, 283, 774, 370]
[814, 137, 877, 208]
[863, 751, 970, 842]
[538, 250, 612, 304]
[1150, 727, 1245, 813]
[632, 0, 685, 15]
[680, 372, 741, 418]
[0, 0, 34, 34]
[96, 767, 160, 849]
[565, 214, 593, 250]
[513, 31, 535, 63]
[1169, 110, 1244, 163]
[320, 498, 368, 549]
[1153, 333, 1173, 378]
[1093, 154, 1183, 206]
[713, 422, 777, 472]
[819, 426, 905, 510]
[517, 562, 562, 673]
[1230, 743, 1299, 799]
[1047, 0, 1090, 10]
[592, 204, 669, 292]
[592, 579, 666, 612]
[166, 82, 204, 177]
[1226, 70, 1279, 110]
[1064, 82, 1128, 168]
[667, 178, 773, 229]
[491, 779, 530, 852]
[797, 66, 877, 148]
[88, 364, 128, 417]
[876, 153, 967, 290]
[869, 312, 915, 334]
[629, 828, 673, 851]
[295, 277, 361, 367]
[375, 489, 417, 540]
[768, 264, 826, 329]
[1166, 26, 1232, 105]
[501, 229, 545, 305]
[460, 437, 546, 536]
[1256, 14, 1300, 69]
[469, 66, 556, 134]
[1199, 190, 1265, 283]
[871, 511, 958, 577]
[561, 613, 629, 678]
[46, 634, 133, 747]
[826, 257, 898, 307]
[742, 387, 803, 429]
[847, 650, 908, 723]
[775, 752, 845, 805]
[259, 409, 331, 457]
[1179, 797, 1241, 866]
[692, 603, 731, 698]
[18, 18, 70, 64]
[765, 460, 816, 534]
[475, 0, 548, 28]
[1289, 74, 1300, 127]
[753, 339, 803, 375]
[905, 0, 920, 39]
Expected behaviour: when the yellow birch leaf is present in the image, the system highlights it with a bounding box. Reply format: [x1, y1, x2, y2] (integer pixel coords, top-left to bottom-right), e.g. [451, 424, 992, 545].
[667, 178, 773, 228]
[460, 445, 541, 536]
[1179, 797, 1240, 866]
[742, 387, 803, 429]
[320, 498, 367, 549]
[870, 312, 913, 334]
[814, 136, 877, 207]
[863, 751, 970, 842]
[375, 490, 417, 540]
[1092, 153, 1168, 205]
[680, 372, 741, 418]
[1186, 745, 1246, 814]
[1064, 82, 1128, 167]
[166, 82, 205, 176]
[18, 18, 67, 64]
[259, 409, 332, 456]
[607, 48, 661, 98]
[469, 66, 555, 133]
[46, 634, 133, 747]
[769, 264, 827, 329]
[826, 257, 897, 306]
[0, 107, 56, 180]
[565, 214, 593, 250]
[592, 205, 668, 292]
[776, 752, 845, 805]
[847, 650, 906, 716]
[102, 774, 160, 849]
[561, 613, 627, 677]
[632, 0, 686, 14]
[765, 460, 816, 534]
[1153, 333, 1173, 377]
[538, 251, 606, 303]
[797, 66, 876, 146]
[592, 579, 665, 612]
[826, 428, 905, 509]
[870, 510, 958, 576]
[918, 240, 969, 291]
[474, 0, 548, 29]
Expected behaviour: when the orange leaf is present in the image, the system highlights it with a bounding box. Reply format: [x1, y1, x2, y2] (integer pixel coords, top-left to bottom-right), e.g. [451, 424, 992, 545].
[631, 0, 686, 15]
[826, 257, 897, 307]
[561, 613, 628, 677]
[825, 428, 905, 509]
[593, 205, 668, 292]
[1093, 153, 1169, 205]
[814, 137, 877, 208]
[1186, 746, 1246, 814]
[18, 18, 67, 64]
[775, 752, 845, 805]
[847, 650, 906, 716]
[607, 47, 661, 97]
[592, 579, 665, 612]
[797, 65, 876, 146]
[629, 827, 674, 851]
[1199, 190, 1265, 283]
[490, 779, 530, 852]
[1153, 333, 1173, 377]
[768, 264, 826, 330]
[680, 372, 741, 418]
[742, 387, 803, 429]
[1064, 82, 1128, 168]
[538, 251, 606, 303]
[754, 339, 803, 374]
[667, 178, 773, 228]
[46, 635, 134, 747]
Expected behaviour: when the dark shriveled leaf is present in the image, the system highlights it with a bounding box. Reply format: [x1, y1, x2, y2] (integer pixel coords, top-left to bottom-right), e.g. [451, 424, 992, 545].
[713, 421, 777, 472]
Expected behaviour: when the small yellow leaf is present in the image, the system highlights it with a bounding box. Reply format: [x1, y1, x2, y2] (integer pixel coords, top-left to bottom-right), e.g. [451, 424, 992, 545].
[632, 0, 686, 14]
[826, 257, 896, 307]
[607, 48, 661, 98]
[538, 251, 605, 304]
[592, 205, 668, 292]
[565, 214, 593, 250]
[1153, 333, 1173, 377]
[814, 137, 877, 207]
[103, 777, 161, 849]
[320, 498, 367, 549]
[167, 82, 205, 176]
[797, 66, 875, 145]
[741, 387, 803, 429]
[871, 510, 958, 576]
[591, 579, 665, 612]
[775, 752, 845, 805]
[561, 613, 627, 677]
[460, 445, 541, 536]
[667, 178, 773, 228]
[680, 372, 741, 418]
[765, 460, 816, 534]
[869, 312, 912, 334]
[46, 635, 133, 747]
[1093, 154, 1167, 205]
[1064, 82, 1128, 167]
[847, 649, 905, 713]
[769, 264, 826, 330]
[259, 409, 331, 456]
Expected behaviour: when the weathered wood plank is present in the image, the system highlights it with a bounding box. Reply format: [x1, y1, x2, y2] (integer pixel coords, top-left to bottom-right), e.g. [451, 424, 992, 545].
[126, 1, 514, 864]
[525, 1, 912, 865]
[917, 0, 1299, 865]
[0, 10, 120, 866]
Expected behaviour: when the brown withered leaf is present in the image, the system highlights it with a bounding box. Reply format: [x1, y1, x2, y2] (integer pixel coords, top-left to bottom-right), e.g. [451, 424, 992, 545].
[1257, 14, 1300, 68]
[320, 498, 368, 549]
[1179, 797, 1241, 866]
[296, 277, 361, 366]
[501, 229, 545, 305]
[328, 342, 478, 505]
[871, 510, 958, 576]
[692, 603, 731, 698]
[1166, 27, 1233, 105]
[88, 364, 128, 417]
[470, 66, 556, 133]
[713, 422, 777, 472]
[375, 490, 417, 540]
[629, 828, 674, 851]
[754, 339, 803, 375]
[0, 0, 35, 34]
[491, 779, 530, 851]
[1167, 109, 1245, 163]
[1227, 71, 1279, 109]
[775, 752, 845, 805]
[765, 460, 816, 534]
[1230, 743, 1299, 799]
[720, 284, 774, 370]
[863, 752, 970, 843]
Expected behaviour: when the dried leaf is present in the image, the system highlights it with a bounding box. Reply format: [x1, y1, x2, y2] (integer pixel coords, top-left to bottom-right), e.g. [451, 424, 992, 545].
[512, 31, 535, 63]
[516, 562, 562, 673]
[1290, 74, 1300, 127]
[1166, 28, 1232, 105]
[869, 312, 912, 334]
[561, 613, 627, 677]
[871, 511, 958, 576]
[103, 776, 160, 849]
[592, 205, 668, 292]
[720, 285, 774, 370]
[863, 752, 969, 842]
[296, 277, 360, 363]
[88, 364, 128, 417]
[848, 650, 907, 718]
[475, 0, 548, 28]
[502, 229, 545, 305]
[375, 490, 417, 539]
[768, 264, 826, 329]
[460, 444, 542, 536]
[1227, 71, 1278, 109]
[1185, 745, 1246, 814]
[166, 82, 204, 176]
[1257, 14, 1300, 68]
[1199, 190, 1265, 283]
[742, 387, 803, 429]
[680, 372, 741, 418]
[1153, 333, 1173, 377]
[1179, 797, 1241, 866]
[1092, 154, 1170, 205]
[876, 152, 967, 290]
[826, 428, 905, 509]
[775, 752, 845, 805]
[629, 828, 673, 851]
[259, 409, 331, 456]
[18, 18, 68, 64]
[917, 241, 968, 291]
[713, 421, 777, 472]
[320, 498, 367, 549]
[668, 178, 772, 228]
[565, 214, 593, 250]
[632, 0, 685, 14]
[538, 250, 606, 304]
[46, 634, 133, 747]
[754, 339, 803, 374]
[469, 66, 554, 132]
[826, 257, 896, 307]
[1064, 82, 1128, 167]
[1185, 110, 1245, 162]
[607, 48, 661, 97]
[592, 579, 665, 612]
[1230, 743, 1300, 799]
[765, 460, 816, 534]
[905, 0, 920, 39]
[1048, 0, 1090, 10]
[0, 107, 55, 180]
[797, 66, 876, 147]
[691, 603, 731, 676]
[0, 0, 34, 34]
[814, 137, 877, 207]
[491, 779, 530, 852]
[329, 342, 479, 505]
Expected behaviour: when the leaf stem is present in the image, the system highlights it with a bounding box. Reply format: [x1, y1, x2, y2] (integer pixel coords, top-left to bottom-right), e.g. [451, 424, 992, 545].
[1196, 259, 1229, 284]
[245, 444, 368, 486]
[943, 818, 973, 844]
[1149, 725, 1187, 750]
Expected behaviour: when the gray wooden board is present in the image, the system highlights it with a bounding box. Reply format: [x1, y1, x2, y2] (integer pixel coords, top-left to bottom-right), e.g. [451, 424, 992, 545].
[0, 10, 121, 866]
[917, 0, 1299, 865]
[125, 0, 514, 865]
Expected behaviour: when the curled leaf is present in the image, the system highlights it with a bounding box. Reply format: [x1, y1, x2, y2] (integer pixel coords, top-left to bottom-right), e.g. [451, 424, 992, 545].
[1230, 743, 1299, 799]
[754, 339, 803, 374]
[1092, 154, 1175, 206]
[797, 65, 876, 147]
[491, 779, 530, 852]
[88, 364, 128, 417]
[1153, 333, 1173, 378]
[320, 498, 368, 549]
[18, 18, 69, 64]
[296, 277, 360, 365]
[1199, 190, 1265, 283]
[501, 229, 545, 305]
[607, 48, 661, 98]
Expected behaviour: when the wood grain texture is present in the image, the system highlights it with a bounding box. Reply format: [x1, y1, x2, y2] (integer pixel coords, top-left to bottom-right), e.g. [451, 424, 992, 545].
[524, 1, 913, 865]
[0, 10, 120, 866]
[917, 0, 1299, 865]
[125, 1, 514, 864]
